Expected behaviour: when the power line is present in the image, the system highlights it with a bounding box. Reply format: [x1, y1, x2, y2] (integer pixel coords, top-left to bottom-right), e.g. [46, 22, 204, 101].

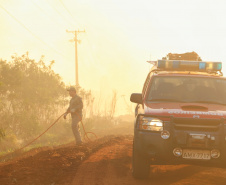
[45, 0, 75, 26]
[58, 0, 85, 29]
[31, 0, 66, 28]
[59, 0, 77, 22]
[0, 4, 69, 59]
[32, 0, 76, 28]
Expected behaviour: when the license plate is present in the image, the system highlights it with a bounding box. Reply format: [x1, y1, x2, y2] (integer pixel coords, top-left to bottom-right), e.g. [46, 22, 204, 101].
[182, 149, 211, 160]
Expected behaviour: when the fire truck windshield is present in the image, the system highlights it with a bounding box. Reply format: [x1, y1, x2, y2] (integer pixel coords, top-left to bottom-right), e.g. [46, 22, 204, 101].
[147, 76, 226, 105]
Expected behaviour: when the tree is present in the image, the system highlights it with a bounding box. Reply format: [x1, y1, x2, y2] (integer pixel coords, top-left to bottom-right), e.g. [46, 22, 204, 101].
[0, 53, 67, 142]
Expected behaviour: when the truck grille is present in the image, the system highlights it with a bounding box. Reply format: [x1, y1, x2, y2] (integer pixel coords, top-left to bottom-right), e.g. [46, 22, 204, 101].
[173, 118, 221, 132]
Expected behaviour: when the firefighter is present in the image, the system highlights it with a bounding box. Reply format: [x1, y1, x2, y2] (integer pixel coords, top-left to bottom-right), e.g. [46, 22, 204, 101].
[64, 86, 83, 145]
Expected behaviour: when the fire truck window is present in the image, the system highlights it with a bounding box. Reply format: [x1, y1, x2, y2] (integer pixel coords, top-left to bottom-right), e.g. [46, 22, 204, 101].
[147, 76, 226, 105]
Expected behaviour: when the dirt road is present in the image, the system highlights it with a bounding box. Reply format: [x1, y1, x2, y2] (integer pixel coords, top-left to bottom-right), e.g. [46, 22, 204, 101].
[72, 136, 226, 185]
[1, 135, 226, 185]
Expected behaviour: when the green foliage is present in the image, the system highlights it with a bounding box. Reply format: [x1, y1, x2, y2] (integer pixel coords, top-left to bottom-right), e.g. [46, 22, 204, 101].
[0, 53, 66, 106]
[0, 53, 67, 146]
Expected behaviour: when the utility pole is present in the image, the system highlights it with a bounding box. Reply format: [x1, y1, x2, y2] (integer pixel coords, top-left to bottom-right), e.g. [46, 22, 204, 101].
[66, 29, 85, 86]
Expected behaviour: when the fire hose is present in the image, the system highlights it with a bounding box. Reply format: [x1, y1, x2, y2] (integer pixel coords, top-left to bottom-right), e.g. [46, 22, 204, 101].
[5, 112, 98, 155]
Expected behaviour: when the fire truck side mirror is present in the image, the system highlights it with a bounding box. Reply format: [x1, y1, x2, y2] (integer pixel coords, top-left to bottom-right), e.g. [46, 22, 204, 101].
[130, 93, 142, 104]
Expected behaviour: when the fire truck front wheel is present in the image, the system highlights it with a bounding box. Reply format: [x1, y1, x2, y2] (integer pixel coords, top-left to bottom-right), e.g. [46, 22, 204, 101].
[132, 142, 150, 179]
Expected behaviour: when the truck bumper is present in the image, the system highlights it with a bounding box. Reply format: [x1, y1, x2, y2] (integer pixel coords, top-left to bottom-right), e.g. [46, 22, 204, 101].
[134, 130, 226, 167]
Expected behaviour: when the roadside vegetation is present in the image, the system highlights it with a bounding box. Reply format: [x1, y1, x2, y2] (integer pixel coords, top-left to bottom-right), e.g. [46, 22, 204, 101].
[0, 53, 132, 156]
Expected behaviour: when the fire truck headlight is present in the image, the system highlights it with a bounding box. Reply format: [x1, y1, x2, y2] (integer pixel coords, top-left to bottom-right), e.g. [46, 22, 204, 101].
[140, 117, 163, 131]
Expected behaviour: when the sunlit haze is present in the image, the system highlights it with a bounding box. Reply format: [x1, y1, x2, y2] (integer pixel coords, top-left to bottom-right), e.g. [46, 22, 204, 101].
[1, 0, 226, 114]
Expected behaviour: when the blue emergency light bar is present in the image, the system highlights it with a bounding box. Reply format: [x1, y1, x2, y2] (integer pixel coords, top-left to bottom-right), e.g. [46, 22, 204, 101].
[156, 60, 222, 72]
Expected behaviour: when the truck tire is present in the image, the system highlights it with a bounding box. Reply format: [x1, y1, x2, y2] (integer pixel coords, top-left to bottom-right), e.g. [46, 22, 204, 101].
[132, 142, 150, 179]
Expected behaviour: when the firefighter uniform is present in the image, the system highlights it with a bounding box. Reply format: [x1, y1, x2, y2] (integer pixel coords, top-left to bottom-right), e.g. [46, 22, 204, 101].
[65, 89, 83, 145]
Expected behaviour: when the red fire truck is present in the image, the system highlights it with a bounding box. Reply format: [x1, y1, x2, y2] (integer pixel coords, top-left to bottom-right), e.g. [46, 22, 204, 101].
[130, 59, 226, 179]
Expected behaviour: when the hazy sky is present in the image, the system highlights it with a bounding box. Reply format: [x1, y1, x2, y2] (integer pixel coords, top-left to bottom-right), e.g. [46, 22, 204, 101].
[1, 0, 226, 114]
